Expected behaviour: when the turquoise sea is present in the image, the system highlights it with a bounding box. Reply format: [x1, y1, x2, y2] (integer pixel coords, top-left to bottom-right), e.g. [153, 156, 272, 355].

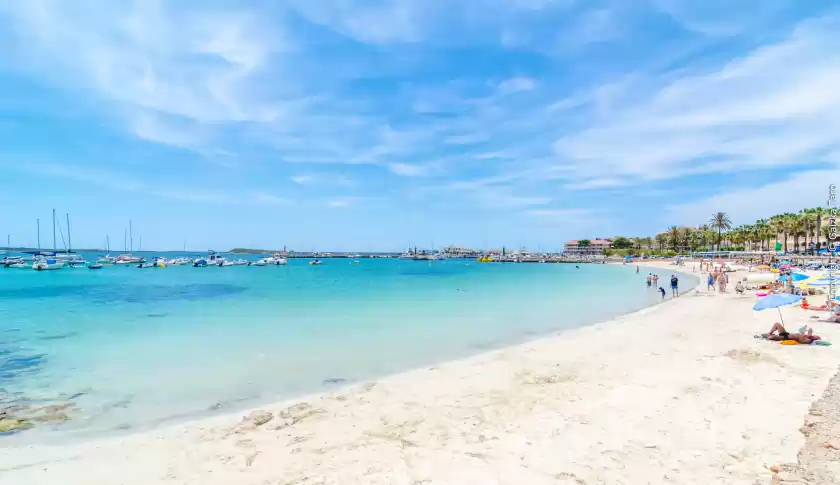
[0, 254, 698, 443]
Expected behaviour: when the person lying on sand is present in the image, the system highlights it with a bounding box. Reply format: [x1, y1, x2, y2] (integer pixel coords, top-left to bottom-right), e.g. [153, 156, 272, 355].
[762, 322, 821, 344]
[808, 298, 838, 311]
[824, 307, 840, 323]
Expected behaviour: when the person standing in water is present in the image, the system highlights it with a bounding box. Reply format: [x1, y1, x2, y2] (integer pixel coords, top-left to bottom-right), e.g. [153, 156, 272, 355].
[636, 265, 640, 274]
[670, 274, 679, 297]
[646, 273, 652, 287]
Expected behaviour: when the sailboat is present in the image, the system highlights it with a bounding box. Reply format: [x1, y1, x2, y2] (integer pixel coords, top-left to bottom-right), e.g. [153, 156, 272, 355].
[97, 235, 116, 265]
[116, 222, 143, 264]
[53, 212, 85, 265]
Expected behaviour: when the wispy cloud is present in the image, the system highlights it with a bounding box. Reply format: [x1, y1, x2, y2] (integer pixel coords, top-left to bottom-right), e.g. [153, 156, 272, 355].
[327, 197, 360, 208]
[290, 174, 355, 186]
[529, 208, 590, 216]
[551, 15, 840, 187]
[388, 162, 432, 177]
[1, 0, 837, 249]
[252, 192, 292, 205]
[496, 77, 538, 95]
[667, 167, 840, 225]
[3, 160, 289, 206]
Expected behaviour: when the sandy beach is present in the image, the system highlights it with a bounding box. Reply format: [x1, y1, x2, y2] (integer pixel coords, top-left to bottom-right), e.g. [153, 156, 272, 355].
[2, 262, 839, 484]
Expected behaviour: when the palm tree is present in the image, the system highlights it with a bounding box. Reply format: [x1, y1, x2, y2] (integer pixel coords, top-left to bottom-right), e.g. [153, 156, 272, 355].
[655, 233, 667, 250]
[802, 207, 823, 254]
[679, 227, 692, 251]
[812, 207, 825, 253]
[753, 219, 769, 250]
[779, 214, 799, 252]
[796, 210, 813, 253]
[769, 215, 787, 251]
[667, 226, 681, 251]
[578, 239, 591, 249]
[709, 212, 732, 251]
[686, 229, 700, 252]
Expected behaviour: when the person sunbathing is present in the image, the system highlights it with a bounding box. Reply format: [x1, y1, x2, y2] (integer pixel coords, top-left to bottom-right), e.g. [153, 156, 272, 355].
[808, 299, 837, 311]
[763, 322, 821, 344]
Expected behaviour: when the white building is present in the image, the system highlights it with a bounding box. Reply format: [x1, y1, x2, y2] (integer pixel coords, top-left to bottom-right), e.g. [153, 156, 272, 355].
[564, 239, 613, 256]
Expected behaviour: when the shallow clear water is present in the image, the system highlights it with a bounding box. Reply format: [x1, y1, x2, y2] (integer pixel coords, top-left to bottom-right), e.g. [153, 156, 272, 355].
[0, 254, 698, 443]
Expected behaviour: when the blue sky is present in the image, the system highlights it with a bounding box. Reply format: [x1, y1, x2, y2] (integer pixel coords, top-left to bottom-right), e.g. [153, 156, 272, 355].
[0, 0, 838, 251]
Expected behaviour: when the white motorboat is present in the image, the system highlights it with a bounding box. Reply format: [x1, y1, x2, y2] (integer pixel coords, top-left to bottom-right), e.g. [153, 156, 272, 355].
[218, 260, 235, 267]
[250, 259, 268, 266]
[33, 254, 64, 271]
[66, 260, 88, 268]
[231, 259, 248, 266]
[266, 252, 287, 265]
[166, 257, 191, 266]
[3, 257, 30, 269]
[115, 254, 143, 265]
[97, 255, 117, 265]
[194, 250, 225, 267]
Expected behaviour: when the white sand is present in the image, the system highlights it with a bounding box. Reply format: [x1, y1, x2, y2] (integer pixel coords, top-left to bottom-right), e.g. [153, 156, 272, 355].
[2, 263, 839, 485]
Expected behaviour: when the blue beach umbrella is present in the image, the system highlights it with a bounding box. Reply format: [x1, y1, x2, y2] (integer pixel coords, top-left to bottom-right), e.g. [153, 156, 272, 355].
[777, 273, 808, 282]
[753, 293, 803, 325]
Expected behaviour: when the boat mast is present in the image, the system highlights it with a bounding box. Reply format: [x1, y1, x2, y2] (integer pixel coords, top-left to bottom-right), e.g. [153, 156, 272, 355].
[129, 220, 133, 253]
[52, 209, 56, 251]
[66, 213, 71, 254]
[106, 235, 110, 253]
[124, 228, 127, 253]
[37, 218, 40, 251]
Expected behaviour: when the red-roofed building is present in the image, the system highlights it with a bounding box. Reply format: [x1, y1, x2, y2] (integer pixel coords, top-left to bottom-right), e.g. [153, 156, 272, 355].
[564, 238, 613, 256]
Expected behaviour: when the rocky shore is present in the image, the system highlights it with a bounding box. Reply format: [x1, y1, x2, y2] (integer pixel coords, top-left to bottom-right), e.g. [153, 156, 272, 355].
[0, 390, 76, 434]
[771, 368, 840, 484]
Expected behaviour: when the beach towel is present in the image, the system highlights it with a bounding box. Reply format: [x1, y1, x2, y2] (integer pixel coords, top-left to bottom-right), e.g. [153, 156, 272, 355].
[780, 340, 799, 345]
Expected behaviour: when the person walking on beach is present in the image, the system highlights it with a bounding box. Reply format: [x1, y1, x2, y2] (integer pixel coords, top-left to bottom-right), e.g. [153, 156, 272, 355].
[707, 272, 715, 291]
[670, 274, 679, 297]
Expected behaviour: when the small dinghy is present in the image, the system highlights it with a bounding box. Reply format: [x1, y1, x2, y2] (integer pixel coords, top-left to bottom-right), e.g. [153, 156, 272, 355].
[88, 264, 104, 270]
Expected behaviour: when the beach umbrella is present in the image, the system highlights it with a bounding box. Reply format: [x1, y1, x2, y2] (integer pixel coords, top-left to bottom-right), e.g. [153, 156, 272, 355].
[777, 273, 808, 282]
[753, 294, 803, 325]
[802, 279, 840, 288]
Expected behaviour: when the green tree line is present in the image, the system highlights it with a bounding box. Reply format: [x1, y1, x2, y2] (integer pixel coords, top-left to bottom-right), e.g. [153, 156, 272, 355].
[603, 207, 831, 256]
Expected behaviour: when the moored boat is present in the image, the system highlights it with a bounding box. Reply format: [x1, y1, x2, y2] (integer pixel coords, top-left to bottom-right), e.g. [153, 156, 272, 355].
[194, 250, 225, 267]
[115, 254, 143, 265]
[33, 254, 64, 271]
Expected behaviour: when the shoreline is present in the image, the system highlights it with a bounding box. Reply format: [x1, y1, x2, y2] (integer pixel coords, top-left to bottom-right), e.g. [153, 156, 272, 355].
[2, 264, 699, 447]
[3, 263, 838, 484]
